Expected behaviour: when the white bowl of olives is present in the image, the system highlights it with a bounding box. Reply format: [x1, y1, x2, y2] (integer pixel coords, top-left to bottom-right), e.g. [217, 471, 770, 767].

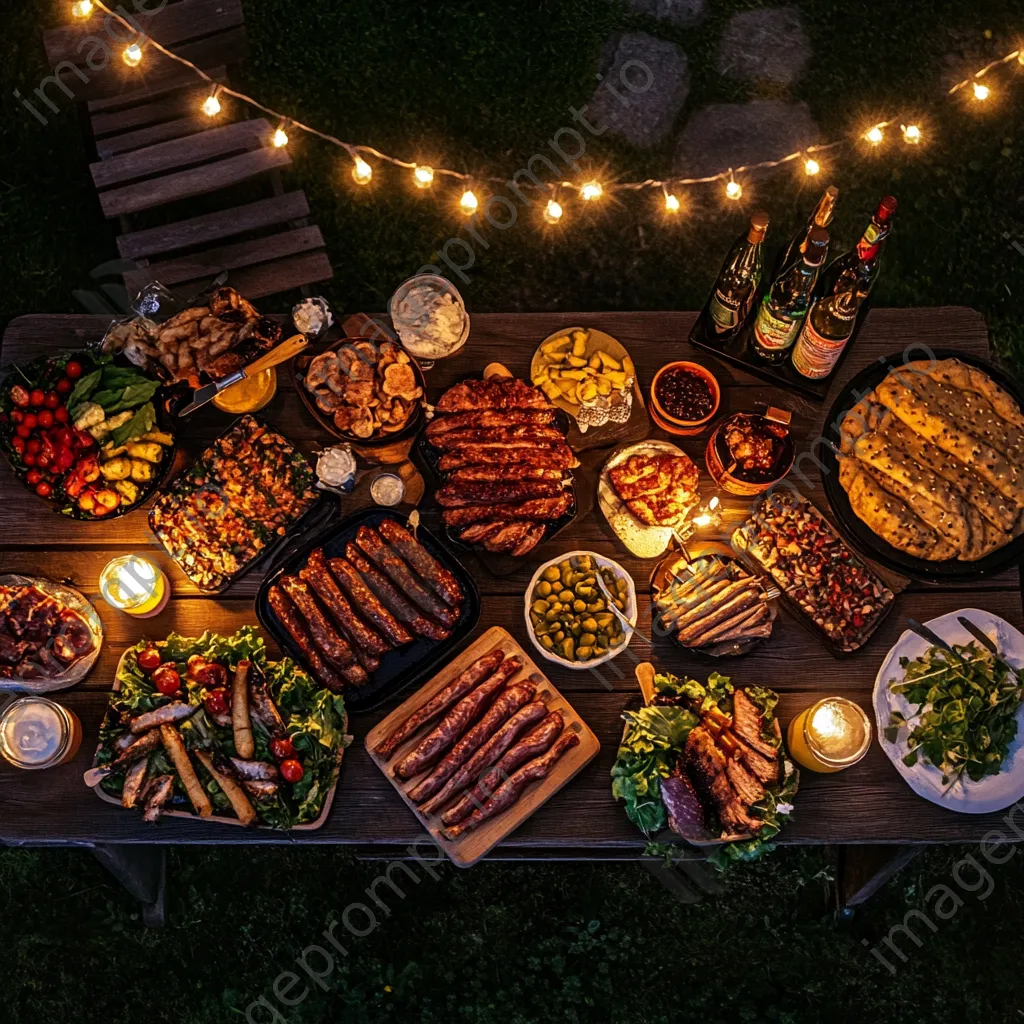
[524, 551, 637, 670]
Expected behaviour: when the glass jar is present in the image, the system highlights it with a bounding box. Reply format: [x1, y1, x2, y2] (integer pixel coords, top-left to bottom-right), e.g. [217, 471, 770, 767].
[786, 697, 872, 773]
[0, 696, 82, 770]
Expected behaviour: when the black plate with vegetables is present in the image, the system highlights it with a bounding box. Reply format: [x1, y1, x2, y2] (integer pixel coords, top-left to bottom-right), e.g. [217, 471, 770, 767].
[88, 627, 350, 830]
[0, 349, 175, 519]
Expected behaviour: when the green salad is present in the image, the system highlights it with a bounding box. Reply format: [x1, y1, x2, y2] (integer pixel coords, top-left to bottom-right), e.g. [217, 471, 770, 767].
[611, 671, 798, 867]
[95, 627, 350, 829]
[886, 640, 1024, 788]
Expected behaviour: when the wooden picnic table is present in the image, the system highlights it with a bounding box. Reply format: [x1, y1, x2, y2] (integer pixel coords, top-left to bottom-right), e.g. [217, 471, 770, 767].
[1, 308, 1021, 909]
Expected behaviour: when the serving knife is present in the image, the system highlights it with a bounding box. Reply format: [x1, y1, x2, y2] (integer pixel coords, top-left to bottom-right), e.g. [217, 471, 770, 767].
[177, 333, 308, 416]
[906, 617, 965, 662]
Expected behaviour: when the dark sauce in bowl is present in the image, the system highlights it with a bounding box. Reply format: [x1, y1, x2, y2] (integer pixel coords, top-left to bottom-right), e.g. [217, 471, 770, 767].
[655, 365, 716, 422]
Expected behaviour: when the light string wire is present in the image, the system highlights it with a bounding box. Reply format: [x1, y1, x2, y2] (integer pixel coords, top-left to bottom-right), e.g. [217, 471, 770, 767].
[79, 1, 1021, 203]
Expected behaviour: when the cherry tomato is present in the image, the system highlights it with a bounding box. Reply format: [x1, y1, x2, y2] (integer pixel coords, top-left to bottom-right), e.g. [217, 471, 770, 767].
[56, 448, 75, 471]
[54, 406, 68, 424]
[65, 360, 83, 379]
[279, 759, 304, 784]
[25, 469, 41, 485]
[15, 424, 32, 440]
[22, 452, 36, 467]
[152, 665, 181, 695]
[11, 436, 24, 455]
[36, 451, 50, 468]
[9, 385, 30, 408]
[36, 410, 54, 429]
[43, 391, 60, 410]
[35, 482, 52, 498]
[56, 378, 72, 394]
[136, 647, 161, 672]
[22, 413, 37, 430]
[29, 389, 44, 407]
[25, 439, 41, 454]
[203, 688, 229, 716]
[10, 410, 23, 424]
[195, 662, 228, 687]
[270, 737, 296, 762]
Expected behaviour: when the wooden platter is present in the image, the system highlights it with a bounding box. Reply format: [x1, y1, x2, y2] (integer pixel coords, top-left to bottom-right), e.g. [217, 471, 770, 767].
[364, 626, 600, 867]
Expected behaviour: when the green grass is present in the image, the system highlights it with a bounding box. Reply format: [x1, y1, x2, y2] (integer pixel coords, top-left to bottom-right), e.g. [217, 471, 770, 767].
[3, 2, 1024, 1020]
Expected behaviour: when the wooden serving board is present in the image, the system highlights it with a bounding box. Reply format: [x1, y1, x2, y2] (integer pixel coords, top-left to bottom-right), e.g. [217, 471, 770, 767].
[364, 626, 600, 867]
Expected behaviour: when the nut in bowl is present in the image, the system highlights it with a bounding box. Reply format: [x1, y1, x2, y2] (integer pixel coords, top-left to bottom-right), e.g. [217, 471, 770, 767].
[525, 552, 637, 669]
[649, 361, 720, 436]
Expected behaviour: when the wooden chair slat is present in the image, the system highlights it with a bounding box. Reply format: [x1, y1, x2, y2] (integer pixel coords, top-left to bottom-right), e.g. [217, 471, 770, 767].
[44, 0, 244, 65]
[91, 118, 270, 188]
[97, 146, 292, 218]
[89, 71, 227, 135]
[169, 250, 335, 299]
[96, 116, 207, 159]
[117, 191, 311, 259]
[123, 226, 326, 289]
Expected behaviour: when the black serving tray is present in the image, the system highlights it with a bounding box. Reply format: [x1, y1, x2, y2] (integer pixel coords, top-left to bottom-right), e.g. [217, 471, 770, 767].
[819, 348, 1024, 583]
[256, 505, 481, 712]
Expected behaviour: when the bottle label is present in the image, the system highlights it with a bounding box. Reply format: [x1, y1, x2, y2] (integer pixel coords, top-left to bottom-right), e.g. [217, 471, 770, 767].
[753, 304, 800, 352]
[792, 316, 853, 379]
[709, 290, 742, 332]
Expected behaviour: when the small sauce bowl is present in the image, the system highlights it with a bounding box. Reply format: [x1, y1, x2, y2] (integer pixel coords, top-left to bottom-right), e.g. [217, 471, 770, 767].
[649, 361, 720, 436]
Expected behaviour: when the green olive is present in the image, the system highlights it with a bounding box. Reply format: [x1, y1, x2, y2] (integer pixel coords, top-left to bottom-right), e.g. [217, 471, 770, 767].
[595, 613, 613, 629]
[614, 599, 625, 611]
[536, 580, 552, 598]
[576, 645, 593, 660]
[579, 632, 596, 647]
[571, 622, 582, 638]
[561, 637, 575, 659]
[559, 590, 574, 604]
[576, 555, 593, 570]
[542, 566, 560, 583]
[576, 585, 594, 599]
[616, 578, 627, 594]
[540, 635, 554, 650]
[582, 617, 598, 633]
[561, 569, 573, 588]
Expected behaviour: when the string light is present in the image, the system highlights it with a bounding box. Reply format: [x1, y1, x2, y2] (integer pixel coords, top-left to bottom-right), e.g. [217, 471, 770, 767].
[973, 81, 991, 100]
[202, 87, 222, 118]
[579, 181, 603, 201]
[543, 197, 563, 224]
[865, 125, 884, 145]
[413, 165, 434, 188]
[459, 189, 479, 215]
[352, 156, 373, 184]
[901, 123, 922, 144]
[272, 124, 289, 148]
[804, 157, 820, 175]
[122, 43, 142, 67]
[664, 192, 681, 213]
[725, 177, 742, 200]
[71, 0, 93, 16]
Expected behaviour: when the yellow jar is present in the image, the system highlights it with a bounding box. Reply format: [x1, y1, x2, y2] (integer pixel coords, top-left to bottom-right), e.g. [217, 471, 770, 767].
[213, 367, 277, 413]
[786, 697, 872, 773]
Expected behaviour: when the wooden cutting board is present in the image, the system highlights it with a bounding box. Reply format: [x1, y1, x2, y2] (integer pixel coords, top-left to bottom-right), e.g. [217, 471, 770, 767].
[364, 626, 600, 867]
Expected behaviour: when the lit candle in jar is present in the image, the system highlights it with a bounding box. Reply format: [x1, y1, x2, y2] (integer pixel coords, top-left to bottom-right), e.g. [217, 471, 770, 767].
[0, 697, 82, 770]
[99, 555, 169, 617]
[786, 697, 872, 773]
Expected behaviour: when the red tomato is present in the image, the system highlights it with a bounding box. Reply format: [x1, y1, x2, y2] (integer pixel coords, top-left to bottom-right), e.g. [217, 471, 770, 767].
[10, 410, 23, 423]
[9, 385, 29, 408]
[25, 439, 41, 454]
[37, 410, 53, 429]
[279, 759, 304, 784]
[195, 662, 228, 687]
[270, 737, 296, 762]
[56, 378, 72, 394]
[22, 452, 36, 467]
[153, 665, 181, 695]
[53, 426, 73, 446]
[54, 406, 69, 424]
[25, 469, 41, 485]
[11, 436, 24, 455]
[55, 448, 75, 471]
[15, 425, 32, 440]
[43, 392, 59, 409]
[137, 647, 161, 672]
[65, 360, 83, 379]
[36, 451, 50, 468]
[73, 428, 95, 449]
[203, 688, 229, 716]
[29, 389, 44, 407]
[22, 413, 37, 430]
[35, 482, 52, 498]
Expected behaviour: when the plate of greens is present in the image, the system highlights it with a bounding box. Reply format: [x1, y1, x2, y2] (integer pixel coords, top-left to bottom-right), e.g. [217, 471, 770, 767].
[87, 627, 350, 830]
[874, 608, 1024, 813]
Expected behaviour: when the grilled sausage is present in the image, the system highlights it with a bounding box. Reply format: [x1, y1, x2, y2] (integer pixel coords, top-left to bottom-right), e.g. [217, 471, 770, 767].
[393, 663, 520, 779]
[408, 681, 536, 803]
[344, 543, 449, 642]
[354, 526, 457, 627]
[267, 585, 351, 691]
[419, 701, 549, 816]
[374, 650, 505, 759]
[328, 555, 413, 647]
[130, 701, 197, 734]
[376, 519, 464, 609]
[302, 549, 389, 656]
[441, 712, 564, 825]
[279, 576, 359, 674]
[445, 731, 580, 838]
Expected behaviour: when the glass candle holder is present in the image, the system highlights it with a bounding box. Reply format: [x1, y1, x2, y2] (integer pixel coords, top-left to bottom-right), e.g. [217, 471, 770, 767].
[786, 697, 872, 773]
[0, 697, 82, 770]
[98, 555, 169, 617]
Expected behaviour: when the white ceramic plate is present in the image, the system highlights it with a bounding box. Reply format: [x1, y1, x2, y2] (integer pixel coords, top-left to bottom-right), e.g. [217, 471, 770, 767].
[523, 550, 637, 670]
[873, 607, 1024, 814]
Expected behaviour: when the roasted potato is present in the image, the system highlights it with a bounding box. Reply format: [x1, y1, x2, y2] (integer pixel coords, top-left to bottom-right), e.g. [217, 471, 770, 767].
[130, 459, 154, 483]
[125, 442, 163, 463]
[114, 479, 139, 504]
[99, 456, 131, 481]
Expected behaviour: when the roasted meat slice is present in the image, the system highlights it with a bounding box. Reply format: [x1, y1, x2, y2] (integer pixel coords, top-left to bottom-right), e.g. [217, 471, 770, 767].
[426, 409, 556, 436]
[447, 465, 565, 484]
[429, 427, 566, 449]
[683, 725, 758, 836]
[732, 690, 778, 760]
[725, 755, 766, 806]
[438, 446, 575, 472]
[435, 378, 550, 413]
[481, 522, 534, 553]
[435, 480, 565, 507]
[734, 739, 780, 786]
[458, 521, 507, 545]
[442, 494, 572, 528]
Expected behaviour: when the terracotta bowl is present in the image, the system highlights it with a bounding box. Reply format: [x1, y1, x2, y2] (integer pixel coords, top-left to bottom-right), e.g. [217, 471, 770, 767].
[649, 361, 720, 436]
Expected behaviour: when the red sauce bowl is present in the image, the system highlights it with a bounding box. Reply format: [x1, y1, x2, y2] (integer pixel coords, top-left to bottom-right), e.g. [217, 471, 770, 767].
[649, 361, 720, 436]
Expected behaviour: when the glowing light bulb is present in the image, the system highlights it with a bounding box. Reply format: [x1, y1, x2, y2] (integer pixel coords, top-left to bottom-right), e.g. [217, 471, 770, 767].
[352, 157, 373, 184]
[272, 126, 289, 148]
[202, 93, 221, 118]
[414, 165, 434, 188]
[901, 123, 921, 144]
[71, 0, 93, 17]
[122, 43, 143, 67]
[459, 189, 479, 215]
[1018, 50, 1024, 66]
[725, 179, 742, 200]
[865, 125, 884, 145]
[973, 81, 990, 101]
[579, 181, 602, 201]
[543, 198, 563, 224]
[664, 193, 680, 213]
[804, 157, 820, 176]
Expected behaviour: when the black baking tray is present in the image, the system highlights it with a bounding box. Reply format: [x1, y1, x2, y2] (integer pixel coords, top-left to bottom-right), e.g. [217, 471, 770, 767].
[255, 505, 481, 712]
[819, 348, 1024, 583]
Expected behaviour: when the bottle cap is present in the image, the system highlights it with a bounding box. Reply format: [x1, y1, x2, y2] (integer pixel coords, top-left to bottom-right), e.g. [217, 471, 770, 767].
[748, 212, 770, 242]
[877, 195, 898, 221]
